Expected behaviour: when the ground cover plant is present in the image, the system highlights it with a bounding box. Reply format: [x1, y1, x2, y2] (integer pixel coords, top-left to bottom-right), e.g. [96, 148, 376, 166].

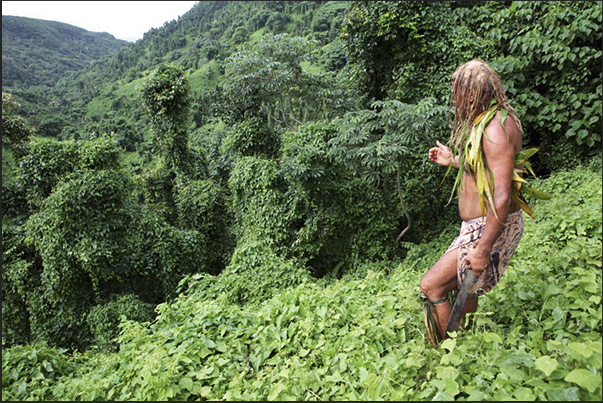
[3, 159, 601, 401]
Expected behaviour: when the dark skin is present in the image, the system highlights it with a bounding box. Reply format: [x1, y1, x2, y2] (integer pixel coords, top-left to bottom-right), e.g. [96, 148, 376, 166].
[421, 87, 523, 340]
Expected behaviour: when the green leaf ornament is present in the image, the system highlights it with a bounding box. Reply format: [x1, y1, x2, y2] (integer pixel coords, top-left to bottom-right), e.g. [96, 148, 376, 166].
[444, 100, 551, 219]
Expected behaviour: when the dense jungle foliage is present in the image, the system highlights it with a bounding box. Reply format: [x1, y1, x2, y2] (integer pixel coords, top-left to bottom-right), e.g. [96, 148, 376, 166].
[2, 1, 602, 400]
[2, 161, 602, 400]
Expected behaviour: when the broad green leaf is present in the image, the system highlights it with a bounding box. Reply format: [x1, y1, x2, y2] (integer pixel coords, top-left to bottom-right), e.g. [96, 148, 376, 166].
[569, 342, 593, 358]
[467, 390, 487, 401]
[160, 386, 174, 399]
[268, 383, 287, 400]
[503, 367, 526, 382]
[547, 340, 571, 354]
[564, 369, 600, 393]
[42, 361, 53, 372]
[513, 387, 535, 401]
[432, 391, 455, 401]
[430, 377, 460, 398]
[215, 341, 227, 352]
[443, 378, 460, 397]
[483, 332, 503, 344]
[588, 342, 602, 355]
[535, 356, 558, 377]
[217, 357, 230, 366]
[545, 386, 580, 401]
[436, 366, 460, 381]
[544, 284, 562, 298]
[179, 377, 194, 392]
[440, 338, 456, 353]
[199, 386, 212, 398]
[191, 382, 202, 395]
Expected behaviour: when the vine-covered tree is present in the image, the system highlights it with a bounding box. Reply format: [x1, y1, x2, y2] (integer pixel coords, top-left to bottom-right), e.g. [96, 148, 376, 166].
[329, 98, 452, 242]
[2, 92, 33, 160]
[340, 1, 497, 106]
[341, 0, 602, 173]
[468, 1, 602, 171]
[139, 63, 192, 175]
[217, 33, 350, 130]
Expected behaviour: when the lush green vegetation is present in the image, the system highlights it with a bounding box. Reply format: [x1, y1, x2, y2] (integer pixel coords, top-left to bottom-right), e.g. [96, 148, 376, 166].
[2, 1, 602, 400]
[1, 15, 128, 131]
[4, 2, 601, 173]
[2, 160, 601, 400]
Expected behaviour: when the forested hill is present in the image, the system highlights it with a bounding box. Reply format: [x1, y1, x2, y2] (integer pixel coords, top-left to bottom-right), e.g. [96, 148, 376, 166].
[44, 1, 349, 144]
[3, 1, 350, 154]
[4, 1, 599, 176]
[2, 15, 129, 90]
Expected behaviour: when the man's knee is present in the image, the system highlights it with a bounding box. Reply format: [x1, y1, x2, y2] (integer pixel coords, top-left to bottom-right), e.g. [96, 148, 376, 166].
[420, 265, 457, 299]
[420, 271, 437, 296]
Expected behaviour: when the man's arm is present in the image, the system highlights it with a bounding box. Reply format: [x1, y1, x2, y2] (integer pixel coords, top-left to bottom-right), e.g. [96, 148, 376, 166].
[466, 114, 516, 274]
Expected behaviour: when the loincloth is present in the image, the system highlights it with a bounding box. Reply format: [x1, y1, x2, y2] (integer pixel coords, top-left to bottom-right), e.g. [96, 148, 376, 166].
[446, 210, 524, 297]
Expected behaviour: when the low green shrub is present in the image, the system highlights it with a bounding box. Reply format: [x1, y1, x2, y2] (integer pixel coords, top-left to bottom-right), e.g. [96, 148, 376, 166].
[1, 343, 79, 401]
[180, 239, 314, 307]
[87, 294, 156, 351]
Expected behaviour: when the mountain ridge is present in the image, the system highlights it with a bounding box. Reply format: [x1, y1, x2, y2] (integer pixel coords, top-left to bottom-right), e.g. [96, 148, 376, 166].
[2, 15, 129, 90]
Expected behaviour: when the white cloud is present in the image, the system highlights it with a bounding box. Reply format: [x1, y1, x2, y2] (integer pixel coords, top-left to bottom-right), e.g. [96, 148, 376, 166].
[2, 1, 198, 42]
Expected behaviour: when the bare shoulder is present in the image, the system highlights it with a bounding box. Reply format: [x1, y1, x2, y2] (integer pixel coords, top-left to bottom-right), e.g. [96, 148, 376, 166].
[484, 110, 522, 153]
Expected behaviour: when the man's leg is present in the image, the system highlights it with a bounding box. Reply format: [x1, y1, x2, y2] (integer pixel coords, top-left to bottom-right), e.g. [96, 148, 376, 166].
[420, 250, 458, 340]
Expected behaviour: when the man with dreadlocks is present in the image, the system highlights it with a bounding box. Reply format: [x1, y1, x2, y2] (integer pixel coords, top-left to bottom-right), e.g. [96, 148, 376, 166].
[420, 59, 528, 347]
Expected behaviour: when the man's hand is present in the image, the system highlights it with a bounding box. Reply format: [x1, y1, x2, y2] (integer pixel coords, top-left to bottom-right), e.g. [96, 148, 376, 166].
[465, 247, 490, 276]
[429, 140, 453, 166]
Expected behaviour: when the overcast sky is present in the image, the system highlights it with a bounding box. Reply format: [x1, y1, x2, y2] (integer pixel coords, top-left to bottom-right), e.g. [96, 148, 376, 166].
[2, 1, 199, 42]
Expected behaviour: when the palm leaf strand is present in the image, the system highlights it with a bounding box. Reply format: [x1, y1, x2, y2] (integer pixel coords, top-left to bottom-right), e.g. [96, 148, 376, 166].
[444, 100, 551, 219]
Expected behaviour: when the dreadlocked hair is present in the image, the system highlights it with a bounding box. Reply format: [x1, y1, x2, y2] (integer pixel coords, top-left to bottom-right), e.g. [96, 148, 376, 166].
[448, 59, 522, 152]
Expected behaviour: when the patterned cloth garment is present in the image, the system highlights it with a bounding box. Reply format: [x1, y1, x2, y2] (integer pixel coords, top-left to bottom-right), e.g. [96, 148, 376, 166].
[446, 210, 524, 297]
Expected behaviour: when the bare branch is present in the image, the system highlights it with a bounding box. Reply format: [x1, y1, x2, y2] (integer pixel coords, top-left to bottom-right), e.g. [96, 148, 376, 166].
[396, 165, 411, 242]
[288, 112, 303, 126]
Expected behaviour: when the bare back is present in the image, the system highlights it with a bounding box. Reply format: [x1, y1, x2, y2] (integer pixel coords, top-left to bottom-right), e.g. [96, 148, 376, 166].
[458, 110, 523, 221]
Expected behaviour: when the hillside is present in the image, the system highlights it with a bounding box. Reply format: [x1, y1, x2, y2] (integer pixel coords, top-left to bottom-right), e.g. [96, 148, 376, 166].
[4, 1, 598, 178]
[2, 15, 129, 90]
[2, 160, 601, 400]
[2, 0, 601, 378]
[3, 1, 350, 153]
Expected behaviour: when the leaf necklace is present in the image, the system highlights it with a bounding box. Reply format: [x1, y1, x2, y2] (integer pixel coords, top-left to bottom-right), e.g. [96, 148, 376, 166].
[443, 99, 551, 220]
